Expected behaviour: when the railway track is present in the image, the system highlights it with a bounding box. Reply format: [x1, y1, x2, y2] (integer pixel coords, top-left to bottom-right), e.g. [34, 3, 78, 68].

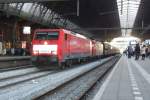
[36, 55, 120, 100]
[0, 55, 121, 100]
[0, 65, 57, 89]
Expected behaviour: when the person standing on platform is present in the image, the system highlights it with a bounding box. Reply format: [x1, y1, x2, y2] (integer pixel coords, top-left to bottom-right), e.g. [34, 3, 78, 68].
[135, 43, 140, 60]
[141, 45, 146, 60]
[148, 45, 150, 58]
[145, 45, 148, 57]
[128, 45, 133, 58]
[11, 48, 15, 56]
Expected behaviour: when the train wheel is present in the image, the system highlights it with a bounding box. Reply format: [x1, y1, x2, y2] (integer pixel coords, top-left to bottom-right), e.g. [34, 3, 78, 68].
[78, 59, 81, 63]
[32, 61, 38, 66]
[66, 60, 72, 67]
[83, 58, 86, 62]
[58, 62, 65, 69]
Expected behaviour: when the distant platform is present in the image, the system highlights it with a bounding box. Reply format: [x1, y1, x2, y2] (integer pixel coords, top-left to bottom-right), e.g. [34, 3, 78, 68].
[93, 56, 150, 100]
[0, 56, 30, 61]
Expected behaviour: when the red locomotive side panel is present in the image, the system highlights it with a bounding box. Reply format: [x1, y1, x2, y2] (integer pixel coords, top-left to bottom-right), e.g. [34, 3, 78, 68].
[62, 30, 92, 61]
[92, 40, 97, 56]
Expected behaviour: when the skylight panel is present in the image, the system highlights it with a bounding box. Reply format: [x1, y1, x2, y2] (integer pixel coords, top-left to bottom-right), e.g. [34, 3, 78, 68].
[117, 0, 141, 36]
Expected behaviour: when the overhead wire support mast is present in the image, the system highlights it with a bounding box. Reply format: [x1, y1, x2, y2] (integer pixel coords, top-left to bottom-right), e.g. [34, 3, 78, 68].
[77, 0, 79, 16]
[0, 0, 69, 3]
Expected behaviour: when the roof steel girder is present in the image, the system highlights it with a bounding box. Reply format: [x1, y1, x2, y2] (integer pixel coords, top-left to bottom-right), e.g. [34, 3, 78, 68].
[0, 0, 69, 3]
[18, 3, 24, 15]
[39, 7, 49, 22]
[0, 3, 24, 15]
[30, 3, 39, 20]
[0, 3, 86, 36]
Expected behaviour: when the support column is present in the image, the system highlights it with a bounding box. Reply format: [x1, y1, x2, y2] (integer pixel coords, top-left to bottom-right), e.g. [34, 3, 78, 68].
[12, 19, 18, 48]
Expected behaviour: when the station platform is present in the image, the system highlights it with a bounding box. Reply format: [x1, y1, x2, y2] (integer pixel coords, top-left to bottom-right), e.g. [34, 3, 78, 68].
[93, 55, 150, 100]
[0, 56, 30, 61]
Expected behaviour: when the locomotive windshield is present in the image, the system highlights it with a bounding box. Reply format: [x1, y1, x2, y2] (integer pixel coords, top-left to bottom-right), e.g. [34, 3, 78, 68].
[35, 32, 59, 40]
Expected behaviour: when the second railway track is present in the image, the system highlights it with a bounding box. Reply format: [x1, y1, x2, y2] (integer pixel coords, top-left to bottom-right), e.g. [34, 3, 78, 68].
[0, 55, 121, 100]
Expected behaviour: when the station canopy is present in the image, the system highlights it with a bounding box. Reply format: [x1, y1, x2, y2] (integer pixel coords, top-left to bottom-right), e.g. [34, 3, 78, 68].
[0, 0, 135, 40]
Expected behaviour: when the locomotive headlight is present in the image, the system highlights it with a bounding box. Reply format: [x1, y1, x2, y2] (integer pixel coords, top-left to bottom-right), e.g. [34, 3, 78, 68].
[32, 46, 38, 55]
[33, 50, 38, 55]
[44, 41, 48, 45]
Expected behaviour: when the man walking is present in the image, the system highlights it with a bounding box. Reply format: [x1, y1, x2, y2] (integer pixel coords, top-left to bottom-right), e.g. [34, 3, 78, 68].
[134, 43, 140, 60]
[128, 45, 133, 58]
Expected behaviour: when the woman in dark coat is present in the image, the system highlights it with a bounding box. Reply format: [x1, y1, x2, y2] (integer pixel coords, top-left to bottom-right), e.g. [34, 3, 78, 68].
[134, 43, 140, 60]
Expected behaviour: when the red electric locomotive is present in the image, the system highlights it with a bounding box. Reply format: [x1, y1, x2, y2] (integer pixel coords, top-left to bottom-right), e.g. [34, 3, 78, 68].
[31, 29, 92, 68]
[31, 29, 120, 68]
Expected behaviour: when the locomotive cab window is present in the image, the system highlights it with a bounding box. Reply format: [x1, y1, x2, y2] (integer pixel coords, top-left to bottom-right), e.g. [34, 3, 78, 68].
[35, 32, 59, 40]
